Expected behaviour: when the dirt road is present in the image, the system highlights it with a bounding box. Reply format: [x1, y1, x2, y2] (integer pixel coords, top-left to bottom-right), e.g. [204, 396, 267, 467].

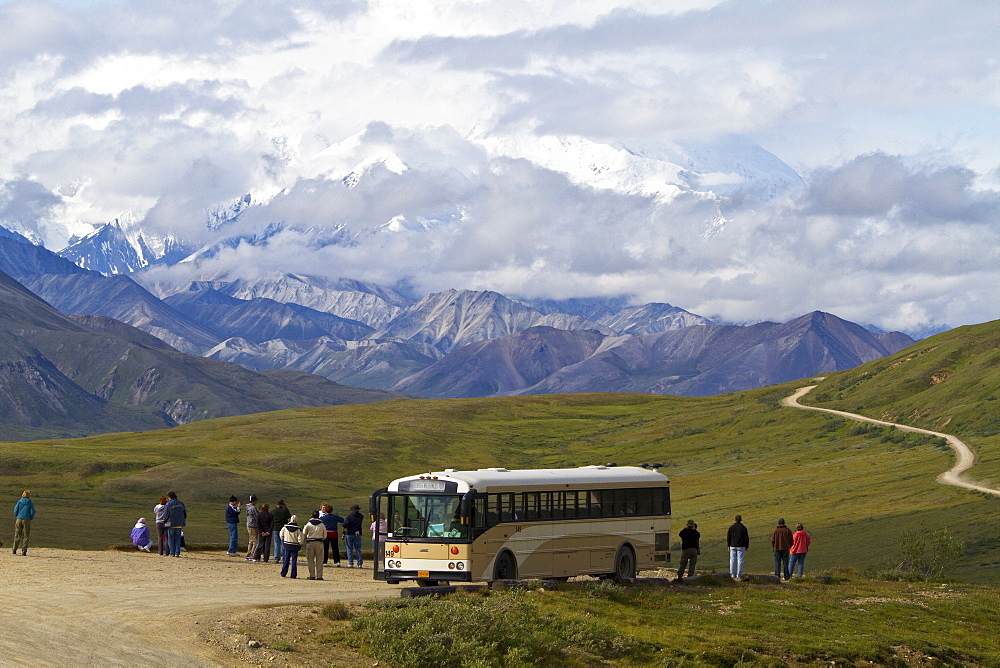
[782, 384, 1000, 497]
[0, 548, 396, 666]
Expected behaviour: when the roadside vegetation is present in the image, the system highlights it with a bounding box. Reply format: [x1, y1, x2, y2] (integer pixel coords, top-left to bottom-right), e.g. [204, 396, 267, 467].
[236, 573, 1000, 666]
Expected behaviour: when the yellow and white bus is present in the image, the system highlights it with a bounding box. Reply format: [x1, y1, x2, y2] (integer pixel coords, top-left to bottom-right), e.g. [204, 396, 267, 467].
[369, 463, 671, 585]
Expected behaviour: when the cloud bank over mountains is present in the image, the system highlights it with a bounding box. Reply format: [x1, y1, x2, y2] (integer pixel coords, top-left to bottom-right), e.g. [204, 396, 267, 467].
[0, 0, 996, 334]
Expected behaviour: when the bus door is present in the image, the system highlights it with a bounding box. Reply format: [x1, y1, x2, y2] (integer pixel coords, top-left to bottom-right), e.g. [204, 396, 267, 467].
[369, 488, 387, 580]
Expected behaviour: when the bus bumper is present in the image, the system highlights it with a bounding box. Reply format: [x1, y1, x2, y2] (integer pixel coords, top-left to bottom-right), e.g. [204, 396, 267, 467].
[376, 570, 474, 583]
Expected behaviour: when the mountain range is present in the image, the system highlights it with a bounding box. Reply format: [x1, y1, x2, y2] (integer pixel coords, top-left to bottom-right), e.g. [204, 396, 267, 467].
[0, 261, 399, 441]
[0, 228, 916, 429]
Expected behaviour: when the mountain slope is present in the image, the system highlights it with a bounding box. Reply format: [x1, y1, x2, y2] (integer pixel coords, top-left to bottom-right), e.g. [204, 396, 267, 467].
[0, 231, 220, 354]
[0, 268, 401, 440]
[392, 312, 915, 398]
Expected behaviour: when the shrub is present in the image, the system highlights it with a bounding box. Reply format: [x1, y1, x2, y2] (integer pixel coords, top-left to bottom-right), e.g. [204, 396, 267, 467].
[874, 523, 964, 581]
[350, 589, 656, 667]
[321, 601, 351, 621]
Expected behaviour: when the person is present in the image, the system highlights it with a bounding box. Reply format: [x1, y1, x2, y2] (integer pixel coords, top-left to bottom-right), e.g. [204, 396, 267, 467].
[255, 503, 274, 563]
[770, 518, 794, 581]
[271, 500, 291, 564]
[131, 518, 154, 552]
[789, 523, 812, 578]
[12, 490, 36, 556]
[370, 512, 388, 543]
[279, 514, 306, 578]
[162, 491, 187, 557]
[343, 504, 364, 568]
[677, 519, 700, 578]
[225, 496, 241, 556]
[726, 514, 749, 579]
[153, 496, 169, 556]
[245, 495, 260, 562]
[319, 504, 343, 566]
[303, 510, 327, 580]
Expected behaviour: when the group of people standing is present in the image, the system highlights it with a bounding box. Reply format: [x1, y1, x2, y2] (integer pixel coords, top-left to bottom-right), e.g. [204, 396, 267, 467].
[676, 515, 812, 581]
[130, 493, 368, 581]
[222, 496, 366, 580]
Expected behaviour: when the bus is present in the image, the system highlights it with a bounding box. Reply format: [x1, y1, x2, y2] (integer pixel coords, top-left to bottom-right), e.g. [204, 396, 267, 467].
[369, 463, 670, 585]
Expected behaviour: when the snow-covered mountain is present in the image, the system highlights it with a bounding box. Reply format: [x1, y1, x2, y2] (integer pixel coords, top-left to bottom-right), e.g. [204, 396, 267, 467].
[59, 211, 190, 275]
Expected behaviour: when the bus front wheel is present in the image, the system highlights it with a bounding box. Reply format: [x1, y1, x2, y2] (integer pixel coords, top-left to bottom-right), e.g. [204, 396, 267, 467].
[494, 551, 518, 581]
[612, 545, 636, 583]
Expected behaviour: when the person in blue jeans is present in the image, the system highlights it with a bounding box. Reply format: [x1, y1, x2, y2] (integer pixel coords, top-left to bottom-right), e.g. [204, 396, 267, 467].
[271, 500, 291, 563]
[162, 491, 187, 557]
[279, 515, 305, 578]
[225, 496, 241, 556]
[343, 504, 364, 568]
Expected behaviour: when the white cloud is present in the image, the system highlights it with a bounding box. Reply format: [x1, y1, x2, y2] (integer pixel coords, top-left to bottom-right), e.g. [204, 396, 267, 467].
[0, 0, 996, 332]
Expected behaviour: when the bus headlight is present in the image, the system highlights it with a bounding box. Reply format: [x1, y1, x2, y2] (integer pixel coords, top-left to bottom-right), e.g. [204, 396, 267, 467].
[456, 562, 465, 570]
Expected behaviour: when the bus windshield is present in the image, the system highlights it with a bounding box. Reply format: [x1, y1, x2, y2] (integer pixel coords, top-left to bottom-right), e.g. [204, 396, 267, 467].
[388, 494, 468, 540]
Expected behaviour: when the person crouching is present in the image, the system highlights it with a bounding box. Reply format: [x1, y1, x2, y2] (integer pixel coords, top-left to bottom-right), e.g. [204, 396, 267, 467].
[131, 518, 154, 552]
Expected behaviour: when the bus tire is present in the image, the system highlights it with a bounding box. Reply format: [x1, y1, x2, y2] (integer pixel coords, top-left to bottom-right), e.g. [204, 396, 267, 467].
[494, 550, 518, 581]
[612, 544, 636, 583]
[416, 580, 440, 587]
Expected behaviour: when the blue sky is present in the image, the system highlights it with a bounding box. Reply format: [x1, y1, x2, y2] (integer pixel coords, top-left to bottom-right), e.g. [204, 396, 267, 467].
[0, 0, 996, 332]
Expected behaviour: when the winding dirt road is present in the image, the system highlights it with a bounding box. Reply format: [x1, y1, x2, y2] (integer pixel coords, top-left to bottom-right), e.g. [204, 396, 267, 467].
[782, 384, 1000, 497]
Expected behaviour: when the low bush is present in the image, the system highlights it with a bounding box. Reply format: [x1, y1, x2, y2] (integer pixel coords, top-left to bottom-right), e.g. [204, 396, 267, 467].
[349, 589, 656, 667]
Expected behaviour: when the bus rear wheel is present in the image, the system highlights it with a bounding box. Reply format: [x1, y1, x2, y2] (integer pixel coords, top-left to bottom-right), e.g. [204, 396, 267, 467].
[494, 551, 517, 581]
[612, 545, 636, 583]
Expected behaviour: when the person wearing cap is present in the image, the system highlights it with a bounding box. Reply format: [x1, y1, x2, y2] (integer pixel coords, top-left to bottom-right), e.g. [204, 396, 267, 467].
[225, 496, 241, 556]
[279, 514, 306, 578]
[271, 500, 291, 564]
[245, 495, 260, 561]
[726, 514, 749, 579]
[770, 518, 794, 581]
[789, 523, 811, 578]
[343, 504, 364, 568]
[677, 519, 700, 579]
[131, 518, 154, 552]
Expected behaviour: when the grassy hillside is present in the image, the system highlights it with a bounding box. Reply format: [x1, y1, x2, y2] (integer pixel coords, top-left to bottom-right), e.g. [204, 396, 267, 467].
[803, 319, 1000, 488]
[1, 362, 998, 582]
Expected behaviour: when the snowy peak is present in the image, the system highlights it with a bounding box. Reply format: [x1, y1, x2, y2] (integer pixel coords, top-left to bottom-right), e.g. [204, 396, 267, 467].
[59, 211, 189, 275]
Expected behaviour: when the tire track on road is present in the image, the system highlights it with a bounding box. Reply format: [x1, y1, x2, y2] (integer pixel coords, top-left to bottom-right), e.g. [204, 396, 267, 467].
[782, 384, 1000, 497]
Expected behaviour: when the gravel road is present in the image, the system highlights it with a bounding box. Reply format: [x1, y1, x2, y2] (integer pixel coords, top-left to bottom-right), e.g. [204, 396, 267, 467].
[0, 548, 396, 666]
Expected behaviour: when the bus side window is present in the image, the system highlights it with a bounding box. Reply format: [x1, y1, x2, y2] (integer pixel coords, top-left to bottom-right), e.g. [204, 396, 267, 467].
[500, 493, 514, 521]
[523, 492, 539, 520]
[589, 490, 602, 518]
[474, 497, 487, 528]
[636, 488, 653, 515]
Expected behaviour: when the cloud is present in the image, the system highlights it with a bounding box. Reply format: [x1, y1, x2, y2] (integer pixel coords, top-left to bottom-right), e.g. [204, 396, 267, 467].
[0, 0, 996, 334]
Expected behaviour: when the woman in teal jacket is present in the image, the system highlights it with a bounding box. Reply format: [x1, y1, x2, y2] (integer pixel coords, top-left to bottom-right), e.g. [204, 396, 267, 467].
[13, 490, 36, 555]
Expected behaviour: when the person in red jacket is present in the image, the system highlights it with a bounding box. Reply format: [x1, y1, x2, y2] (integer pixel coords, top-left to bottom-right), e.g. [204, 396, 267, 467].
[789, 523, 812, 578]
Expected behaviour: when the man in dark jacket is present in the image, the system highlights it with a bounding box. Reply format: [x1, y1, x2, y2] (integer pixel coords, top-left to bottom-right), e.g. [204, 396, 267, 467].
[271, 500, 292, 564]
[677, 519, 700, 578]
[726, 514, 750, 579]
[343, 505, 364, 568]
[225, 496, 240, 556]
[163, 491, 187, 557]
[770, 518, 794, 581]
[320, 504, 344, 566]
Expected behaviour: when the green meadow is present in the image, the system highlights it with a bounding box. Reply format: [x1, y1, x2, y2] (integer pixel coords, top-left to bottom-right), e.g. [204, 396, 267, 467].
[1, 320, 997, 584]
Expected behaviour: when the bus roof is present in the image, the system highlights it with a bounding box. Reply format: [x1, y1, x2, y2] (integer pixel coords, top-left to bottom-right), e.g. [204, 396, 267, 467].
[387, 465, 668, 494]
